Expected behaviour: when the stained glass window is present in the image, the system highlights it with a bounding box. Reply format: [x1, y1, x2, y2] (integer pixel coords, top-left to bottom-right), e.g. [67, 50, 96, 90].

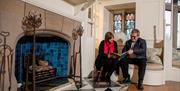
[114, 14, 122, 33]
[113, 11, 135, 40]
[125, 13, 135, 39]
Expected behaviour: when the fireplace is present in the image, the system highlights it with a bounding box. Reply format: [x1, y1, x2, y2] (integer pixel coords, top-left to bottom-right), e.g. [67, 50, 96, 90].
[15, 33, 71, 90]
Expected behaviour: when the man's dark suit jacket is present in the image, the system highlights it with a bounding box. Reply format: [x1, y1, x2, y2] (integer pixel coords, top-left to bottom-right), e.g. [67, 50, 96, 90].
[122, 38, 147, 60]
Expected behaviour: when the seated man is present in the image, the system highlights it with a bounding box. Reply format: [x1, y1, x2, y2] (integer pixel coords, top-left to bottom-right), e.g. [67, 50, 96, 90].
[119, 29, 147, 90]
[95, 32, 119, 82]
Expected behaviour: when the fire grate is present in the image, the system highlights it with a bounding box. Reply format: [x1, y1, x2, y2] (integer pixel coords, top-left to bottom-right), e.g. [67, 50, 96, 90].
[28, 68, 56, 81]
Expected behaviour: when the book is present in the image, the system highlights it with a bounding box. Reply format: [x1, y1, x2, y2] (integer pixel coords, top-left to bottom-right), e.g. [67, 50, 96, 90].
[113, 52, 127, 57]
[112, 52, 127, 60]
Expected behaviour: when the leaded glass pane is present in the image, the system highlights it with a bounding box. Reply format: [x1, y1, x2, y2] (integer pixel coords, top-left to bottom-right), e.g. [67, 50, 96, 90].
[125, 13, 135, 40]
[114, 14, 122, 33]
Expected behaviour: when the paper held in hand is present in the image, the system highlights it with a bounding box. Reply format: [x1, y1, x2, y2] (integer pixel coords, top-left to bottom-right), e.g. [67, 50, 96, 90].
[112, 52, 127, 60]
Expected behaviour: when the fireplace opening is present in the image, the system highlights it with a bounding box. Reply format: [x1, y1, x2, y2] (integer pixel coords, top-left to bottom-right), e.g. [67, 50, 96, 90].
[15, 34, 70, 90]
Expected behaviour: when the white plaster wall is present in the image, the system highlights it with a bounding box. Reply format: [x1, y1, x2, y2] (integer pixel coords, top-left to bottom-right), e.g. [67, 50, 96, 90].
[103, 8, 110, 37]
[136, 0, 163, 43]
[82, 37, 95, 77]
[94, 1, 104, 46]
[164, 26, 173, 80]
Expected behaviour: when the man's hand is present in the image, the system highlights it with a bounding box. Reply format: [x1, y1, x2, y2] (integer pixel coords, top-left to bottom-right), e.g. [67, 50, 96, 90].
[127, 49, 133, 55]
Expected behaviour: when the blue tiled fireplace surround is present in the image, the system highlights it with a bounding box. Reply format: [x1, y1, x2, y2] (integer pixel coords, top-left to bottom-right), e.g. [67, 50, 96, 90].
[15, 35, 69, 83]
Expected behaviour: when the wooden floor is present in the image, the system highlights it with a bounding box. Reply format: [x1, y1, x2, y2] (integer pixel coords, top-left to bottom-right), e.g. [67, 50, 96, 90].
[127, 81, 180, 91]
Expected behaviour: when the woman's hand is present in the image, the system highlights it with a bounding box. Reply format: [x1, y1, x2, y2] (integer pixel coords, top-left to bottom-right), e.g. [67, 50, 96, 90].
[108, 54, 111, 58]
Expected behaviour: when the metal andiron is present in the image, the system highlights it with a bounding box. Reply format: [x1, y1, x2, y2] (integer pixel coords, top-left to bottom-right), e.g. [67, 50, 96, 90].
[0, 31, 13, 91]
[71, 28, 78, 78]
[22, 10, 42, 91]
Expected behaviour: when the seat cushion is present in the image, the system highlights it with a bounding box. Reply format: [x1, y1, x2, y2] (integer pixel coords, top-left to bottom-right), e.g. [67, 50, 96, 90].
[129, 63, 163, 70]
[172, 60, 180, 69]
[146, 48, 163, 65]
[147, 48, 162, 57]
[172, 48, 180, 61]
[147, 55, 162, 65]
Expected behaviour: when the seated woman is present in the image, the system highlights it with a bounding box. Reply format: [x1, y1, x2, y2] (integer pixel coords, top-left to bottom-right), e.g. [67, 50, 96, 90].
[95, 32, 119, 82]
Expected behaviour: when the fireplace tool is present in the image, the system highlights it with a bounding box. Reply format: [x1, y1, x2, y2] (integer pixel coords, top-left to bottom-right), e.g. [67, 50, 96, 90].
[71, 28, 78, 78]
[77, 25, 84, 89]
[0, 31, 13, 91]
[71, 25, 84, 89]
[22, 10, 42, 91]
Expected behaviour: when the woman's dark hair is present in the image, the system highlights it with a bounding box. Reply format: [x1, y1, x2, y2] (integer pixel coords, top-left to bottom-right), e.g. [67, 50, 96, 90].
[105, 32, 114, 41]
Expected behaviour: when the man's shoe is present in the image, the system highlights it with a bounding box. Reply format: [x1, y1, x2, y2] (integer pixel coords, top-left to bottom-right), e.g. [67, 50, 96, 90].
[120, 77, 131, 84]
[137, 83, 144, 90]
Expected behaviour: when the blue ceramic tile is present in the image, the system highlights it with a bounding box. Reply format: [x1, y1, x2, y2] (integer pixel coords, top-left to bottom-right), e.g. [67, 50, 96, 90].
[15, 36, 69, 83]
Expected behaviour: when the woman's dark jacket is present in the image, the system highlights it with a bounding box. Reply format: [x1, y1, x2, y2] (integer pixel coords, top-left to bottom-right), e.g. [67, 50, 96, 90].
[95, 40, 118, 70]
